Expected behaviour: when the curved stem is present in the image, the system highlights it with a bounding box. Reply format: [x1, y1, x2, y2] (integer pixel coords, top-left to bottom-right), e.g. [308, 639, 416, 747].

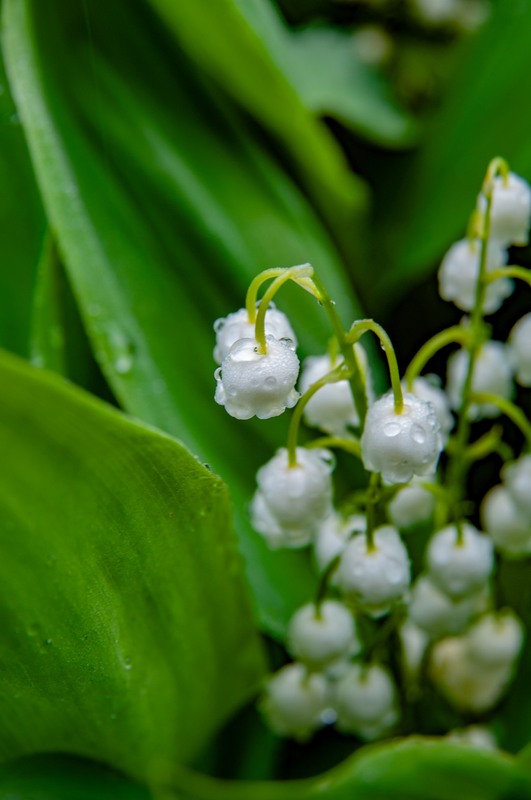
[347, 319, 403, 412]
[364, 471, 381, 551]
[246, 268, 289, 323]
[286, 364, 350, 467]
[464, 426, 513, 463]
[315, 554, 342, 607]
[306, 435, 361, 459]
[254, 265, 314, 353]
[471, 393, 531, 445]
[485, 265, 531, 287]
[404, 326, 471, 390]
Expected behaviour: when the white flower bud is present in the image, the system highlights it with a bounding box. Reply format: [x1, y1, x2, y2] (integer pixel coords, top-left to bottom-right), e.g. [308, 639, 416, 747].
[438, 239, 511, 314]
[336, 525, 410, 617]
[213, 306, 297, 364]
[408, 575, 489, 638]
[508, 313, 531, 387]
[409, 377, 454, 444]
[250, 447, 334, 549]
[481, 485, 531, 557]
[313, 513, 366, 573]
[427, 523, 494, 598]
[298, 346, 372, 435]
[260, 663, 330, 739]
[215, 336, 299, 420]
[466, 612, 524, 668]
[446, 342, 513, 420]
[399, 620, 429, 680]
[334, 662, 399, 740]
[287, 601, 361, 669]
[409, 0, 461, 25]
[361, 391, 442, 484]
[479, 171, 531, 247]
[446, 726, 497, 750]
[503, 455, 531, 519]
[388, 477, 435, 528]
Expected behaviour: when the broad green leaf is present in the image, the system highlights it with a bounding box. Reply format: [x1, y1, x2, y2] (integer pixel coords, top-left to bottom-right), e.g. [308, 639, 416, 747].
[0, 38, 44, 356]
[4, 0, 378, 635]
[0, 349, 264, 782]
[0, 756, 151, 800]
[166, 738, 531, 800]
[367, 0, 531, 305]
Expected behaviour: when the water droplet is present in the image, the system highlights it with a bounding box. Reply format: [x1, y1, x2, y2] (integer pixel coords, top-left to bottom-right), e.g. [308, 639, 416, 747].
[214, 367, 222, 380]
[265, 376, 277, 388]
[411, 424, 426, 445]
[106, 326, 136, 376]
[123, 657, 132, 670]
[384, 422, 401, 437]
[214, 318, 225, 333]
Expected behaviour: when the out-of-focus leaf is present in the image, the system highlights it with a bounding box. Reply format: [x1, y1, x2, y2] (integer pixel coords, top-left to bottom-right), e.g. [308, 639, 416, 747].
[0, 39, 44, 356]
[0, 348, 264, 781]
[367, 0, 531, 307]
[165, 738, 531, 800]
[0, 756, 151, 800]
[4, 0, 379, 636]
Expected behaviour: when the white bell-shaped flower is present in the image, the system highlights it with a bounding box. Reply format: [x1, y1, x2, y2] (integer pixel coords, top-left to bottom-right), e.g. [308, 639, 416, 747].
[446, 726, 497, 751]
[336, 525, 410, 617]
[399, 620, 429, 680]
[409, 377, 454, 444]
[298, 346, 371, 435]
[427, 523, 494, 598]
[287, 601, 361, 670]
[438, 238, 511, 314]
[409, 0, 461, 25]
[213, 306, 297, 365]
[466, 611, 524, 668]
[508, 313, 531, 387]
[250, 447, 334, 549]
[481, 485, 531, 557]
[408, 574, 489, 638]
[313, 512, 366, 573]
[446, 342, 513, 420]
[260, 663, 330, 740]
[333, 663, 399, 741]
[479, 171, 531, 247]
[503, 455, 531, 519]
[388, 477, 435, 528]
[361, 391, 442, 484]
[215, 336, 300, 420]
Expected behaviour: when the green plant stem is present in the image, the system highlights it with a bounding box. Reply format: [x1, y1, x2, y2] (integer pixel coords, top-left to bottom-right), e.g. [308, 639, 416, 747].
[404, 326, 471, 390]
[364, 471, 381, 551]
[306, 435, 361, 459]
[464, 426, 513, 463]
[471, 394, 531, 445]
[485, 265, 531, 287]
[347, 319, 403, 412]
[254, 265, 314, 353]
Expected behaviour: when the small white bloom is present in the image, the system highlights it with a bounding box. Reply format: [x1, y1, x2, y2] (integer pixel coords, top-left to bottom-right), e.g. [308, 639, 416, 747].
[409, 0, 461, 25]
[479, 171, 531, 247]
[287, 601, 361, 670]
[215, 336, 300, 420]
[299, 346, 371, 435]
[334, 663, 399, 741]
[336, 525, 410, 617]
[503, 454, 531, 520]
[481, 485, 531, 557]
[446, 726, 497, 751]
[438, 239, 511, 314]
[313, 512, 366, 573]
[250, 447, 334, 549]
[388, 477, 435, 528]
[399, 619, 429, 680]
[508, 313, 531, 387]
[361, 391, 442, 484]
[446, 342, 513, 420]
[408, 574, 489, 638]
[409, 377, 454, 444]
[427, 523, 494, 598]
[466, 611, 524, 668]
[213, 306, 297, 364]
[260, 663, 330, 739]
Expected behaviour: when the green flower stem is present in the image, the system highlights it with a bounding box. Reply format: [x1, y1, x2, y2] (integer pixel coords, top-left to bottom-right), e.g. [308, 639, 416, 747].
[310, 272, 368, 426]
[464, 425, 513, 463]
[347, 319, 403, 413]
[315, 554, 342, 609]
[471, 393, 531, 445]
[364, 606, 405, 665]
[364, 471, 381, 552]
[286, 364, 351, 468]
[485, 265, 531, 287]
[245, 268, 290, 323]
[404, 326, 471, 390]
[254, 265, 315, 354]
[306, 435, 361, 459]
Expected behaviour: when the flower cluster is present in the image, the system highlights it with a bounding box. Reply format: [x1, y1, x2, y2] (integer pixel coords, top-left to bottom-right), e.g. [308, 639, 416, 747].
[212, 158, 531, 747]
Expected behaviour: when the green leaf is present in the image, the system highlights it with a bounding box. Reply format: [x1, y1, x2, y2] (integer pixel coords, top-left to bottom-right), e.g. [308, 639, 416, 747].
[0, 756, 151, 800]
[368, 0, 531, 304]
[168, 738, 531, 800]
[4, 0, 376, 635]
[0, 348, 264, 781]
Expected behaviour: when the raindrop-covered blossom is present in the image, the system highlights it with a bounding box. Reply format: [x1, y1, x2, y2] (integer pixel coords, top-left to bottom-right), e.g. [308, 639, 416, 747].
[213, 306, 297, 365]
[479, 171, 531, 247]
[388, 477, 435, 528]
[287, 601, 361, 670]
[409, 377, 454, 444]
[250, 447, 334, 549]
[361, 391, 442, 484]
[438, 238, 511, 314]
[426, 523, 494, 598]
[260, 663, 330, 739]
[333, 663, 399, 740]
[446, 342, 513, 419]
[481, 485, 531, 557]
[215, 336, 299, 420]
